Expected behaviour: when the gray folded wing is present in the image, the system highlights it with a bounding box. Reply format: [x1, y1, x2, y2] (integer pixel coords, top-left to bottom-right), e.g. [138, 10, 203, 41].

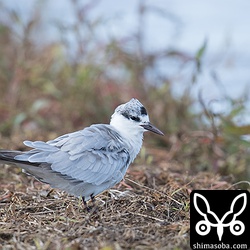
[12, 124, 130, 198]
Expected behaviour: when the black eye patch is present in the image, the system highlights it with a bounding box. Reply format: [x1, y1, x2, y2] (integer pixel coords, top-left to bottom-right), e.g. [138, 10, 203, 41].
[130, 116, 140, 122]
[140, 107, 147, 115]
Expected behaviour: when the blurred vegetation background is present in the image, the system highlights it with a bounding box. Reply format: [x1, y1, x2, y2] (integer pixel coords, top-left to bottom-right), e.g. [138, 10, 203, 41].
[0, 0, 249, 183]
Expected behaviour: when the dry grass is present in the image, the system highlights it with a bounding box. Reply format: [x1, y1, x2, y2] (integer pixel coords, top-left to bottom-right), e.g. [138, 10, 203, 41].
[0, 149, 236, 250]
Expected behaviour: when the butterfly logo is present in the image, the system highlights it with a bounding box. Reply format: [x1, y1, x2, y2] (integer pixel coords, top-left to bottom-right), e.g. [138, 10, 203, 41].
[193, 193, 247, 241]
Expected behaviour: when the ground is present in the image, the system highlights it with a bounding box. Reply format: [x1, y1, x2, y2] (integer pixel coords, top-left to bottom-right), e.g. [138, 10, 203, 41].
[0, 146, 236, 250]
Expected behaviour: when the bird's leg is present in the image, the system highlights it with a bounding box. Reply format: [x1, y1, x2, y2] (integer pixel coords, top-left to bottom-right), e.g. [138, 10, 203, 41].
[82, 195, 97, 213]
[89, 194, 98, 213]
[82, 197, 90, 212]
[90, 194, 95, 205]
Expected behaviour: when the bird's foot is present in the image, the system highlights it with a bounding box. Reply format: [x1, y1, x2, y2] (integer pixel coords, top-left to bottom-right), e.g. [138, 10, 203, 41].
[82, 195, 98, 213]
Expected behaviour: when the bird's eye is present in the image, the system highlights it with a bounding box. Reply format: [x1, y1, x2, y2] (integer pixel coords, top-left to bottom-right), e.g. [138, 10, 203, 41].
[130, 116, 140, 122]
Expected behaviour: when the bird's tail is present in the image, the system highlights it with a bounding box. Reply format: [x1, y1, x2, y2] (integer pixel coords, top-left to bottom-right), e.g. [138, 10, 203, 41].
[0, 150, 23, 165]
[0, 150, 94, 198]
[0, 149, 52, 184]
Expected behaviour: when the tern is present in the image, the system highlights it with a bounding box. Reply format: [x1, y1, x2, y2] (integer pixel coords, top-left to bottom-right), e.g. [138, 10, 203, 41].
[0, 98, 164, 206]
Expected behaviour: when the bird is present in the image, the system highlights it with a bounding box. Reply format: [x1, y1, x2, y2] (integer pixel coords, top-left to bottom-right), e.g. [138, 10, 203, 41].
[0, 98, 164, 207]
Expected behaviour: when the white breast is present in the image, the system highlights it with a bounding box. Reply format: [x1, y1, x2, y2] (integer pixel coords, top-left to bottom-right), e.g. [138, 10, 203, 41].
[110, 113, 144, 162]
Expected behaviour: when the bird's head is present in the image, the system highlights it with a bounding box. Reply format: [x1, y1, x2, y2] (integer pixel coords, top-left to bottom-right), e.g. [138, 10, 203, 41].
[110, 98, 164, 137]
